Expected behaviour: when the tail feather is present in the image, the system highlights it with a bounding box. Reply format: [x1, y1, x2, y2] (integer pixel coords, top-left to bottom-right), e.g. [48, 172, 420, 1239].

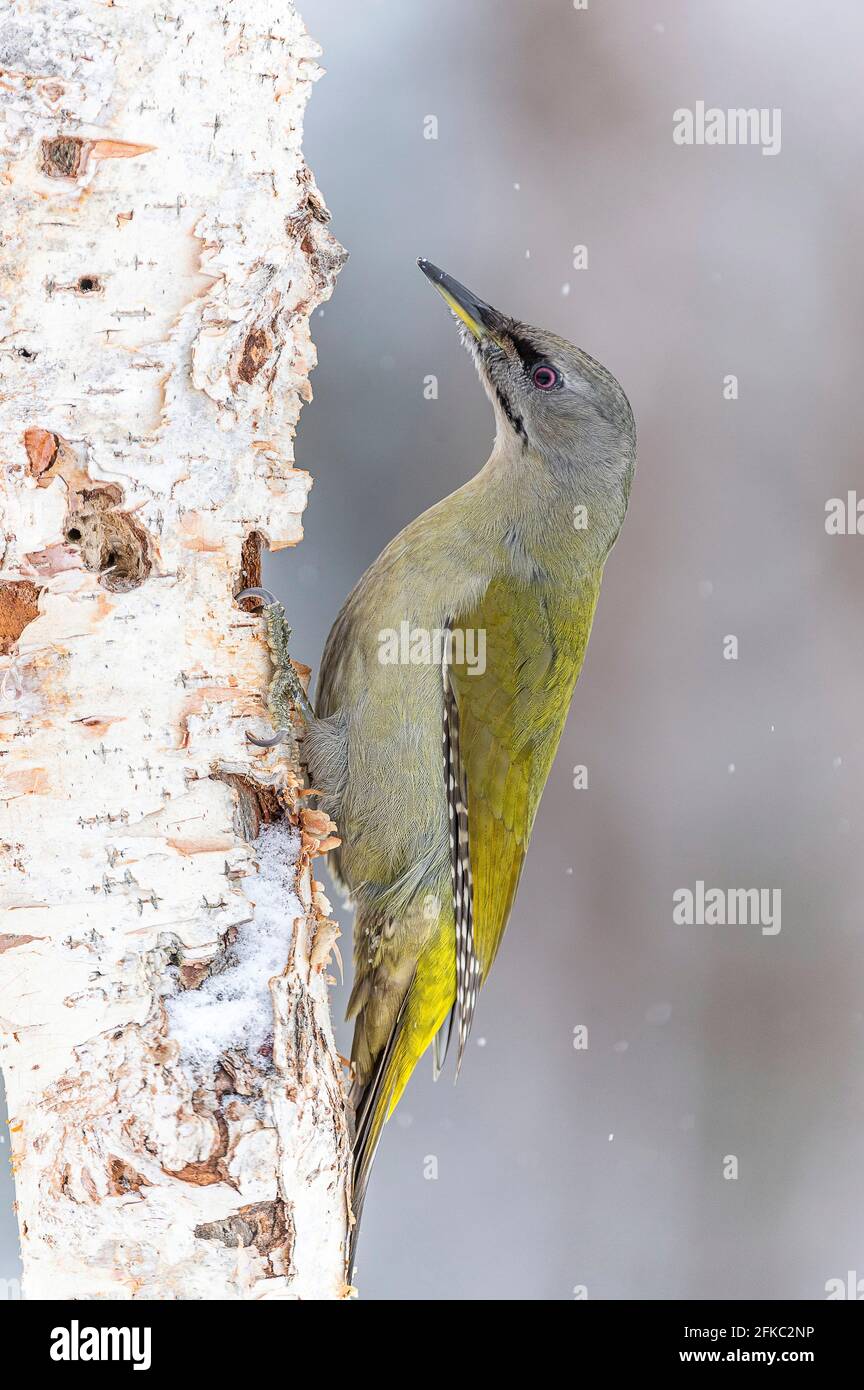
[431, 1004, 455, 1080]
[347, 983, 413, 1279]
[346, 925, 456, 1280]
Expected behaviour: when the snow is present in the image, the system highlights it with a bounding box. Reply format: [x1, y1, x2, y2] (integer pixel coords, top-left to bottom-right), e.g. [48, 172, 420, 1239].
[166, 822, 303, 1072]
[645, 1002, 672, 1025]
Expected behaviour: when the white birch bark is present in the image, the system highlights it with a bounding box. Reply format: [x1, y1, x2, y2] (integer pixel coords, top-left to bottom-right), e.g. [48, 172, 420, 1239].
[0, 0, 350, 1300]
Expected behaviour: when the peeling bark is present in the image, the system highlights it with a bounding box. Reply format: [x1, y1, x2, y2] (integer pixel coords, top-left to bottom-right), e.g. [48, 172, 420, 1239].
[0, 0, 350, 1300]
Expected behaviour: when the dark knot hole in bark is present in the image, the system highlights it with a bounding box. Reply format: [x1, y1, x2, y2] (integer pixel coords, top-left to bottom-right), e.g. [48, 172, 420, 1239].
[63, 487, 153, 593]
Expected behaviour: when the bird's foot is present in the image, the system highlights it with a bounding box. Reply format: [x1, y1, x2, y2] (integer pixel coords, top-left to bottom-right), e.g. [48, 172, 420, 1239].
[236, 587, 313, 748]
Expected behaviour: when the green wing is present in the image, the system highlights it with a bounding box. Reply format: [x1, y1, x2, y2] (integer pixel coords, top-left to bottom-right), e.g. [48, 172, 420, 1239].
[346, 568, 603, 1253]
[448, 570, 602, 995]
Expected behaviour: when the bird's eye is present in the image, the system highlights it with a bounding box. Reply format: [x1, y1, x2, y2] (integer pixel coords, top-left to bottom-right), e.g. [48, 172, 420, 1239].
[531, 364, 560, 390]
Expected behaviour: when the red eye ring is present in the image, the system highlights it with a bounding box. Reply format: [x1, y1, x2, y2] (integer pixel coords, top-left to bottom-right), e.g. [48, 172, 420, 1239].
[532, 364, 559, 390]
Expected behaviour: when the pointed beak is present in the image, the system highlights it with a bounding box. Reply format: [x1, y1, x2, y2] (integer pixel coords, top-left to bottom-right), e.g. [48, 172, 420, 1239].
[417, 259, 504, 344]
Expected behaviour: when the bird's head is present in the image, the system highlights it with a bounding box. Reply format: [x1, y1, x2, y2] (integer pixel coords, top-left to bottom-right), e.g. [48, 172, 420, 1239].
[418, 259, 635, 499]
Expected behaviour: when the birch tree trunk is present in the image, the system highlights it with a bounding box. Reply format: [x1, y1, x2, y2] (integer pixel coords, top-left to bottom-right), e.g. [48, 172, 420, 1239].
[0, 0, 350, 1300]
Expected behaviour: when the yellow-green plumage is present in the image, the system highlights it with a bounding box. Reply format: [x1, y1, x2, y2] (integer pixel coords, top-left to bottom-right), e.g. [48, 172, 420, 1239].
[451, 573, 600, 977]
[347, 573, 601, 1168]
[305, 262, 635, 1269]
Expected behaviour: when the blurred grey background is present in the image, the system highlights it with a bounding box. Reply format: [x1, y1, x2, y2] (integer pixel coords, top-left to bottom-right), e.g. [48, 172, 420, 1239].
[4, 0, 864, 1300]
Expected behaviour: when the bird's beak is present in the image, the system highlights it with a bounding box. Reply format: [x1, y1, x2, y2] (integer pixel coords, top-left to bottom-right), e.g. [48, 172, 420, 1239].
[417, 259, 504, 345]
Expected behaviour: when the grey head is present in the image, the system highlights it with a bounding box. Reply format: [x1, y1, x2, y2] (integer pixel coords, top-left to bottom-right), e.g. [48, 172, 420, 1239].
[417, 259, 635, 507]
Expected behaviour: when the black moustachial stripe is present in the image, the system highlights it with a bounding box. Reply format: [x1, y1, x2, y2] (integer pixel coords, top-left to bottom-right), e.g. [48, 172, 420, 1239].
[494, 385, 526, 440]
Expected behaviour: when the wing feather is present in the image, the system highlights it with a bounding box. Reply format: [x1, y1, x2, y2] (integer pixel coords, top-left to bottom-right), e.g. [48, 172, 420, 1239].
[442, 643, 482, 1071]
[447, 574, 601, 986]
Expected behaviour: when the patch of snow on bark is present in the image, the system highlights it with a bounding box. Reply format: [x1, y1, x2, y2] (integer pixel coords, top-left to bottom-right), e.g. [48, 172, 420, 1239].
[166, 821, 301, 1070]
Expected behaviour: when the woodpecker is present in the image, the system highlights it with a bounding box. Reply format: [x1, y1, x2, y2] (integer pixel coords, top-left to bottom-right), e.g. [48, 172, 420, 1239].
[303, 260, 636, 1270]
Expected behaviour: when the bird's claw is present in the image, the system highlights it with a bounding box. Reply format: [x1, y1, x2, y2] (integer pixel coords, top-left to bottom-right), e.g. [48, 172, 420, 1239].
[245, 728, 292, 748]
[235, 585, 313, 747]
[235, 587, 277, 608]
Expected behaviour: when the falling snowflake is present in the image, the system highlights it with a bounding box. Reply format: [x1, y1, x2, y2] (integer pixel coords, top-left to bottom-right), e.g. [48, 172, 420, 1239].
[645, 1003, 672, 1025]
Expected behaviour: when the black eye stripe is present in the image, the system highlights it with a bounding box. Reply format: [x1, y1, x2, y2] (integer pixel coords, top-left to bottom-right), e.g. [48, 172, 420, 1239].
[508, 332, 544, 371]
[508, 333, 561, 388]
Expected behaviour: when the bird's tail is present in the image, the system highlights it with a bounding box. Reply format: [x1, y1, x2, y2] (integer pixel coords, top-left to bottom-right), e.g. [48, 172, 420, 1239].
[346, 925, 456, 1280]
[347, 998, 408, 1279]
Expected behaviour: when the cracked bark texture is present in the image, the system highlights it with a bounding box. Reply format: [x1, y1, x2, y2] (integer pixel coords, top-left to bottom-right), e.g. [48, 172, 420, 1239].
[0, 0, 350, 1299]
